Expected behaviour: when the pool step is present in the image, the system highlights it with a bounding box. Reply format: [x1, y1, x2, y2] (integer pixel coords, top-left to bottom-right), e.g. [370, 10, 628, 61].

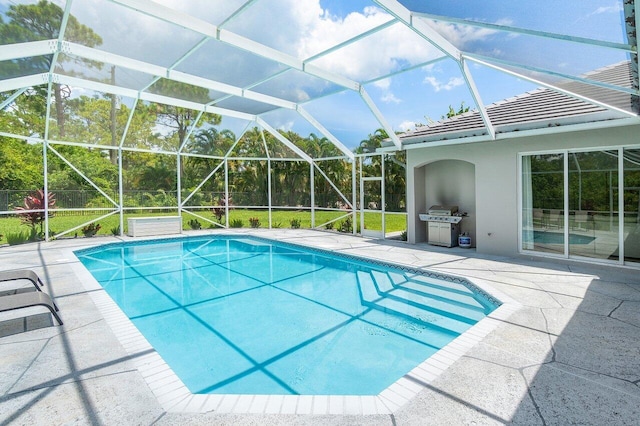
[356, 271, 486, 336]
[375, 271, 492, 313]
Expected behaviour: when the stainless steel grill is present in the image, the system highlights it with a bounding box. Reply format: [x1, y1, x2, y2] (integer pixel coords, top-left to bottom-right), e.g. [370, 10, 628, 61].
[419, 205, 462, 224]
[419, 205, 463, 247]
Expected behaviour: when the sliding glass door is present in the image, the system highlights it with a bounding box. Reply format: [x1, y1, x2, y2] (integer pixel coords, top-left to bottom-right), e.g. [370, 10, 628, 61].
[522, 147, 638, 265]
[568, 150, 618, 261]
[623, 149, 640, 264]
[522, 153, 565, 254]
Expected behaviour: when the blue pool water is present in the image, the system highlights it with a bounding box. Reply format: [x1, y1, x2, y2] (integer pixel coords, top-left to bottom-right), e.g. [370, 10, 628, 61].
[75, 236, 499, 395]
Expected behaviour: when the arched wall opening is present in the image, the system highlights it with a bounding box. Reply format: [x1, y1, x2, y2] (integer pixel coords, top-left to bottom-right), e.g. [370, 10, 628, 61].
[413, 159, 476, 247]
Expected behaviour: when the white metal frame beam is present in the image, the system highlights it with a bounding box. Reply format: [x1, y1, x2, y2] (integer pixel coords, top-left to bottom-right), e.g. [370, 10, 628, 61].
[0, 39, 57, 61]
[632, 0, 640, 97]
[359, 86, 402, 149]
[371, 0, 498, 139]
[303, 19, 398, 63]
[363, 56, 448, 86]
[413, 11, 636, 53]
[465, 52, 638, 96]
[460, 58, 495, 139]
[296, 106, 354, 160]
[218, 0, 261, 29]
[256, 117, 312, 163]
[0, 74, 48, 94]
[313, 163, 353, 209]
[63, 41, 297, 110]
[48, 145, 119, 207]
[111, 0, 361, 91]
[32, 37, 354, 162]
[373, 0, 460, 59]
[0, 87, 28, 111]
[466, 56, 640, 118]
[51, 73, 257, 121]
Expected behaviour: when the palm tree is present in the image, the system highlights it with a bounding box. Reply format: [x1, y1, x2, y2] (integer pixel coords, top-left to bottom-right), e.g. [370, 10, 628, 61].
[182, 127, 235, 192]
[356, 128, 388, 154]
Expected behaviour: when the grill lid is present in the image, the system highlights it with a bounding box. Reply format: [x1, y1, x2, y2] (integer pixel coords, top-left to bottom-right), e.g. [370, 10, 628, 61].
[427, 205, 458, 216]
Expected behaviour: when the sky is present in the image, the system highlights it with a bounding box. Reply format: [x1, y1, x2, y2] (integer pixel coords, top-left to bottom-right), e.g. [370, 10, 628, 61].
[0, 0, 633, 150]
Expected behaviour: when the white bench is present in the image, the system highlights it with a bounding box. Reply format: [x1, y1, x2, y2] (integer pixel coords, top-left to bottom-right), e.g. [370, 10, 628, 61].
[127, 216, 182, 237]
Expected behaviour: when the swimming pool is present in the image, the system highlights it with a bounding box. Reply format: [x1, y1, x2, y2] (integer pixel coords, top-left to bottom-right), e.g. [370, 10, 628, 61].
[75, 235, 500, 396]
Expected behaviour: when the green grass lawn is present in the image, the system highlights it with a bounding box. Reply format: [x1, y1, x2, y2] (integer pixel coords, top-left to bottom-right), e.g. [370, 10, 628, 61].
[0, 209, 407, 245]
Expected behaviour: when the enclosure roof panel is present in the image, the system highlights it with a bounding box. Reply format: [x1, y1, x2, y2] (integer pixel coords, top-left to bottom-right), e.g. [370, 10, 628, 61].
[0, 0, 637, 154]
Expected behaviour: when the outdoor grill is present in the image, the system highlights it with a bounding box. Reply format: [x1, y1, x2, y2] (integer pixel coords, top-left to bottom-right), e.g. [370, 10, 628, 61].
[419, 205, 463, 247]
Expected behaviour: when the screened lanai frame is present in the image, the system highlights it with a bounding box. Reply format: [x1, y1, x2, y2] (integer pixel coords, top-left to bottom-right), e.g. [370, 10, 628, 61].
[0, 0, 638, 242]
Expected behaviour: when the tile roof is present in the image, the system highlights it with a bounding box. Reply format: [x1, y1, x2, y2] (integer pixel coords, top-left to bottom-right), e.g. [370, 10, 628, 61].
[399, 61, 638, 146]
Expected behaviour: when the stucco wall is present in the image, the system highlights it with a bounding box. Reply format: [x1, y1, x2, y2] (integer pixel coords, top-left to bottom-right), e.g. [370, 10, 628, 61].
[406, 122, 640, 256]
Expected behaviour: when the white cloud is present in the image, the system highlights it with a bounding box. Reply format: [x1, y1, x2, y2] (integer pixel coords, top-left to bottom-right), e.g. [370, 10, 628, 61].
[279, 120, 296, 132]
[576, 3, 623, 22]
[397, 120, 417, 132]
[373, 78, 401, 104]
[428, 21, 500, 49]
[291, 3, 443, 81]
[381, 92, 401, 104]
[423, 76, 465, 92]
[373, 79, 391, 90]
[589, 4, 623, 16]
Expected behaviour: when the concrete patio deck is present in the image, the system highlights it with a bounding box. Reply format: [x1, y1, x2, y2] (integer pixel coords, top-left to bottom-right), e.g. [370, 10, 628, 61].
[1, 229, 639, 425]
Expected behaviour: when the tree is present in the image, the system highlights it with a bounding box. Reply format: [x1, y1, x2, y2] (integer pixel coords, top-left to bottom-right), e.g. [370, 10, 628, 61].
[443, 102, 470, 119]
[0, 0, 103, 137]
[0, 137, 44, 193]
[182, 127, 235, 192]
[418, 101, 472, 127]
[0, 89, 48, 137]
[148, 80, 221, 152]
[46, 144, 119, 194]
[300, 133, 350, 208]
[354, 128, 406, 211]
[356, 128, 388, 154]
[64, 95, 144, 148]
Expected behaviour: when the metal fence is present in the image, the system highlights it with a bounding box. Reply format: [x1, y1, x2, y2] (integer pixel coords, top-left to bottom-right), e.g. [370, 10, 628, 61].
[1, 189, 406, 213]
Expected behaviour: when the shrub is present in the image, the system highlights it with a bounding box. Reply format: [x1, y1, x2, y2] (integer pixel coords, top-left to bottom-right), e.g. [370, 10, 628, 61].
[188, 219, 202, 230]
[272, 222, 282, 228]
[324, 221, 334, 230]
[401, 230, 407, 241]
[230, 219, 244, 228]
[212, 196, 232, 222]
[6, 230, 32, 246]
[14, 189, 56, 240]
[290, 218, 301, 229]
[81, 223, 101, 237]
[339, 217, 353, 233]
[249, 217, 260, 228]
[110, 226, 120, 236]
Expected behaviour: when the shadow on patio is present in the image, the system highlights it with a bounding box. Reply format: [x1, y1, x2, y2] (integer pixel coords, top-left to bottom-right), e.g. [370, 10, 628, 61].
[394, 257, 640, 425]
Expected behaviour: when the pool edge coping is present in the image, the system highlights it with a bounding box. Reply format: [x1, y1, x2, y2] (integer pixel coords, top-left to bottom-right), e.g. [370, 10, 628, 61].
[68, 234, 522, 415]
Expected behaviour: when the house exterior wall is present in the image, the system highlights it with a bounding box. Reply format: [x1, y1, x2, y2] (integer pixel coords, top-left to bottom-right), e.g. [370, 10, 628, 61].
[406, 122, 640, 256]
